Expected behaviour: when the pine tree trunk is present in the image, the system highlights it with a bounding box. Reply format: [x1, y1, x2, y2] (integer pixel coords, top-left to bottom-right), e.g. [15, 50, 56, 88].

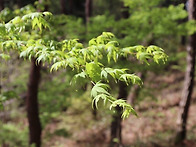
[110, 82, 127, 147]
[27, 58, 42, 147]
[175, 0, 196, 143]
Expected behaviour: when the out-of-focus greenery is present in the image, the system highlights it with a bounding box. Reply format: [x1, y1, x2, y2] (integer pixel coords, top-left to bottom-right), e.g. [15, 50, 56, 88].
[0, 0, 195, 146]
[0, 122, 28, 147]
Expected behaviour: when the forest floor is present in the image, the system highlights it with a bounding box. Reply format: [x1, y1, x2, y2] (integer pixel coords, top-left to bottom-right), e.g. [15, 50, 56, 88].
[41, 70, 196, 147]
[2, 64, 196, 147]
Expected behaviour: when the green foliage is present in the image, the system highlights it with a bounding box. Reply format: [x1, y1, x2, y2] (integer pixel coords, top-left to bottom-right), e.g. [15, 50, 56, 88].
[47, 32, 167, 119]
[0, 53, 10, 60]
[108, 1, 195, 47]
[0, 10, 51, 42]
[86, 62, 102, 82]
[0, 123, 28, 147]
[54, 129, 70, 137]
[123, 0, 162, 10]
[38, 72, 73, 127]
[0, 1, 193, 145]
[0, 6, 168, 119]
[86, 15, 116, 41]
[0, 90, 18, 110]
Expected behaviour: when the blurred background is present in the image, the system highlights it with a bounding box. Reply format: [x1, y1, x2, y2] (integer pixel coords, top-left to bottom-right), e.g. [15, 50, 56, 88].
[0, 0, 196, 147]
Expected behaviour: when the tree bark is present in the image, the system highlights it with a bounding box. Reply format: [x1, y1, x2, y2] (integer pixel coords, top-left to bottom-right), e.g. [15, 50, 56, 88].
[92, 100, 97, 120]
[68, 0, 73, 14]
[121, 2, 129, 19]
[26, 1, 46, 146]
[175, 0, 196, 143]
[84, 0, 96, 119]
[60, 0, 66, 14]
[181, 0, 188, 46]
[85, 0, 92, 24]
[26, 59, 42, 147]
[0, 0, 4, 11]
[110, 82, 127, 147]
[60, 0, 73, 14]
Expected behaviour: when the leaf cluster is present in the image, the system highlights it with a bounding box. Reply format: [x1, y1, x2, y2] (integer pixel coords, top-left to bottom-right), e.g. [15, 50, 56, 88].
[0, 9, 168, 119]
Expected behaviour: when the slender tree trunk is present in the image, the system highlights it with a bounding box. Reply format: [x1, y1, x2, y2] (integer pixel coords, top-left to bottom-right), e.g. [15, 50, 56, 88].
[60, 0, 66, 14]
[84, 0, 96, 119]
[91, 84, 97, 119]
[26, 1, 48, 146]
[85, 0, 92, 24]
[175, 0, 196, 143]
[16, 0, 22, 8]
[92, 100, 97, 120]
[27, 58, 42, 147]
[60, 0, 74, 14]
[0, 0, 4, 11]
[68, 0, 73, 14]
[181, 0, 188, 46]
[121, 3, 129, 19]
[110, 82, 127, 147]
[61, 0, 73, 14]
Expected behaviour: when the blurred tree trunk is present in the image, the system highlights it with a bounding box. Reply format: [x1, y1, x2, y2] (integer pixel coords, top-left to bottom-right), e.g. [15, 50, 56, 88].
[0, 0, 4, 10]
[84, 0, 97, 119]
[109, 4, 129, 146]
[68, 0, 73, 14]
[60, 0, 73, 14]
[61, 0, 85, 18]
[181, 0, 188, 46]
[26, 1, 48, 146]
[86, 0, 96, 118]
[16, 0, 22, 8]
[27, 58, 42, 147]
[91, 84, 97, 120]
[85, 0, 92, 23]
[175, 0, 196, 143]
[60, 0, 67, 14]
[121, 3, 129, 19]
[110, 82, 127, 147]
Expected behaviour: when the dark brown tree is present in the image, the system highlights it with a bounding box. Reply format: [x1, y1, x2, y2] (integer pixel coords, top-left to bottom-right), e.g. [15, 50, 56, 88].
[176, 0, 196, 143]
[110, 82, 127, 147]
[85, 0, 92, 23]
[60, 0, 73, 14]
[60, 0, 67, 14]
[61, 0, 85, 18]
[68, 0, 73, 14]
[26, 1, 48, 146]
[26, 58, 42, 147]
[0, 0, 4, 11]
[121, 3, 129, 19]
[16, 0, 22, 8]
[109, 5, 129, 146]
